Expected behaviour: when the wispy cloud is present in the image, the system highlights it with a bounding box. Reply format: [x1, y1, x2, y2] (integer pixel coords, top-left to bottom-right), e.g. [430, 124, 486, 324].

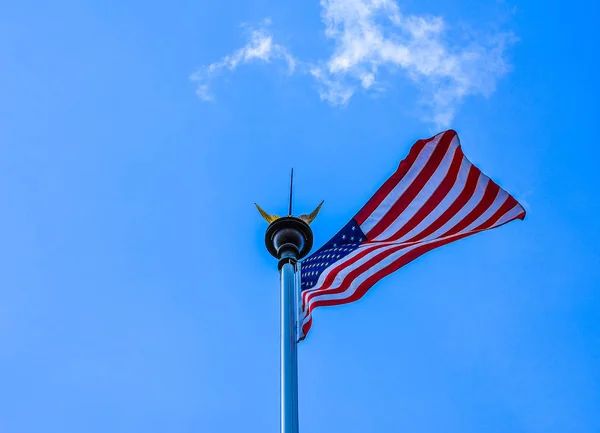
[190, 2, 515, 127]
[315, 0, 514, 125]
[189, 20, 295, 101]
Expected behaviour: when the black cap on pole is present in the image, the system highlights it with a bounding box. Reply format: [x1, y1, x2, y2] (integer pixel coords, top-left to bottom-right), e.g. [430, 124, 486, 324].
[265, 217, 313, 269]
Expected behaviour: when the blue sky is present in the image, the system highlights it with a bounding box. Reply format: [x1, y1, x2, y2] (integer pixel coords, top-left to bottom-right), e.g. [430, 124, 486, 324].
[1, 0, 599, 432]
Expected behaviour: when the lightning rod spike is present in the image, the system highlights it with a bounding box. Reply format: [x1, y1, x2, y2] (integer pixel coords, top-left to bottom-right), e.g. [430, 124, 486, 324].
[289, 168, 294, 216]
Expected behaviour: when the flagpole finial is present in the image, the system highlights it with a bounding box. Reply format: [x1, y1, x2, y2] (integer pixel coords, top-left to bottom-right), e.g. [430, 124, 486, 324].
[256, 170, 321, 264]
[255, 170, 324, 226]
[265, 217, 313, 266]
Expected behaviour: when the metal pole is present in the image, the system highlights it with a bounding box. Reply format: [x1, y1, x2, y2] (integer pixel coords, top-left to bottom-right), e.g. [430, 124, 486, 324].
[263, 216, 314, 433]
[280, 256, 299, 433]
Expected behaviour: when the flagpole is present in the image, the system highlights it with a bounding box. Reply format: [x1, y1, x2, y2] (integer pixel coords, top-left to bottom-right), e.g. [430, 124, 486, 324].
[265, 217, 313, 433]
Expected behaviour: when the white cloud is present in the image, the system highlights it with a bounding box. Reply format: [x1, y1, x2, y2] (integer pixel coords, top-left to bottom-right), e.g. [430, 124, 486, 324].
[309, 66, 355, 105]
[315, 0, 514, 125]
[191, 2, 515, 127]
[189, 21, 295, 101]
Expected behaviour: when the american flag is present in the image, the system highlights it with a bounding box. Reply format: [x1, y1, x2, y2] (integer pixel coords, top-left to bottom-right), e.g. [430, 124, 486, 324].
[299, 130, 525, 340]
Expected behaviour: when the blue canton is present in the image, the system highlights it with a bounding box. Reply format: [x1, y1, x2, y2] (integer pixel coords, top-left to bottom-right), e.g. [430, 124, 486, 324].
[300, 219, 367, 291]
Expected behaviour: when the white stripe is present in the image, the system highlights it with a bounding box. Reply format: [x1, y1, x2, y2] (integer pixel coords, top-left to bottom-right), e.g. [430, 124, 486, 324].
[301, 313, 311, 327]
[301, 245, 400, 327]
[492, 204, 524, 227]
[302, 182, 522, 326]
[302, 243, 397, 305]
[373, 137, 459, 242]
[399, 172, 489, 245]
[457, 187, 509, 234]
[392, 157, 471, 244]
[359, 133, 444, 234]
[300, 204, 523, 328]
[301, 244, 385, 303]
[304, 212, 512, 318]
[304, 242, 423, 312]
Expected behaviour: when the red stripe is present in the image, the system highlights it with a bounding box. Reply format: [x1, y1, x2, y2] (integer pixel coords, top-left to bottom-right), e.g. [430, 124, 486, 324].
[308, 204, 522, 312]
[303, 243, 392, 306]
[366, 131, 457, 240]
[380, 143, 465, 242]
[301, 243, 387, 305]
[473, 195, 517, 231]
[309, 233, 471, 311]
[402, 165, 481, 244]
[354, 133, 443, 226]
[303, 195, 524, 317]
[304, 243, 405, 306]
[301, 201, 527, 339]
[300, 316, 312, 340]
[301, 243, 384, 303]
[480, 203, 526, 230]
[300, 129, 527, 340]
[308, 235, 467, 311]
[441, 180, 500, 238]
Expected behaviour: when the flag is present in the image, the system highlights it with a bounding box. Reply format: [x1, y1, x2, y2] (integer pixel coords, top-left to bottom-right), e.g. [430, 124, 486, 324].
[299, 130, 525, 340]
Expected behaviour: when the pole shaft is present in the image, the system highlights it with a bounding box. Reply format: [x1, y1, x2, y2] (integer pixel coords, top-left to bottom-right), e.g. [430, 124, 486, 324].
[280, 261, 299, 433]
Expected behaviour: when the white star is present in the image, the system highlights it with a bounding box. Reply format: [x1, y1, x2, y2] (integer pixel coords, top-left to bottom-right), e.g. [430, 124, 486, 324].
[342, 235, 346, 240]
